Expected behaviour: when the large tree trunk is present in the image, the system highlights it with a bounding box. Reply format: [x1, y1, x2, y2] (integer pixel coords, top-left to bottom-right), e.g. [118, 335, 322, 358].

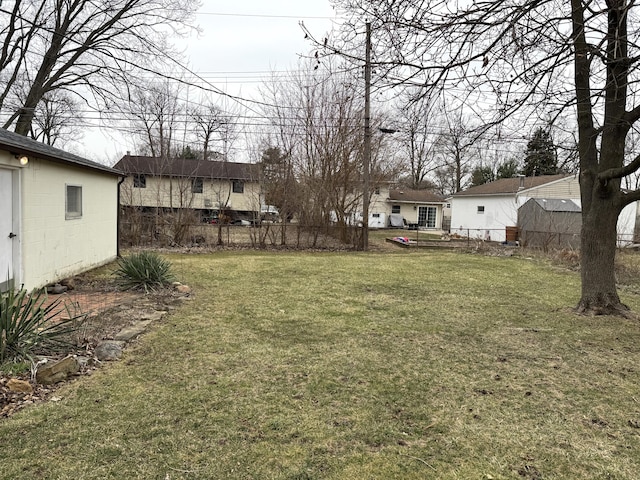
[577, 198, 628, 315]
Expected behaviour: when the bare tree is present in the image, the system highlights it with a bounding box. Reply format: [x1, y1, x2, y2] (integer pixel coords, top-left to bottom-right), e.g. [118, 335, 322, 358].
[28, 90, 83, 147]
[259, 59, 396, 246]
[190, 102, 226, 161]
[394, 89, 443, 189]
[0, 0, 198, 137]
[434, 109, 480, 193]
[126, 81, 184, 159]
[322, 0, 640, 315]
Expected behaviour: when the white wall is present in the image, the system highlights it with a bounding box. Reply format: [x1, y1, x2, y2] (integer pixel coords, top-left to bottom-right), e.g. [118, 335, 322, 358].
[450, 195, 518, 242]
[20, 158, 118, 290]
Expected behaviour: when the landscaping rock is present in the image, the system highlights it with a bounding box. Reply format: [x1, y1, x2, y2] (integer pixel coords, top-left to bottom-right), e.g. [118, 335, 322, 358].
[60, 277, 76, 290]
[7, 379, 33, 393]
[114, 320, 152, 341]
[35, 356, 79, 385]
[95, 341, 125, 361]
[139, 310, 167, 322]
[46, 284, 67, 294]
[175, 284, 192, 295]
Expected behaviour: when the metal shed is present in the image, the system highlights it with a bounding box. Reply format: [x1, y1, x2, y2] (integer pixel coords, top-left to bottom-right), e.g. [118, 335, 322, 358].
[517, 198, 582, 249]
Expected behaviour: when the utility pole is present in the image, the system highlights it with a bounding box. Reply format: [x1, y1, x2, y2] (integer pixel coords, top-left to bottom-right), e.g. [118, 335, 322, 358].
[362, 21, 372, 251]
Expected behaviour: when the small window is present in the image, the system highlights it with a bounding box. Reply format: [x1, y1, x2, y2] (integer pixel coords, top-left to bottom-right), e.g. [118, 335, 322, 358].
[374, 187, 380, 195]
[133, 174, 146, 188]
[446, 203, 451, 209]
[372, 213, 380, 218]
[477, 206, 485, 214]
[66, 185, 82, 219]
[192, 178, 203, 194]
[391, 205, 401, 214]
[232, 180, 244, 194]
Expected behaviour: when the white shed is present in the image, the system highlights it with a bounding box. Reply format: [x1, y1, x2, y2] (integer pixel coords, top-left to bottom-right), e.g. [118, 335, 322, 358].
[0, 128, 122, 291]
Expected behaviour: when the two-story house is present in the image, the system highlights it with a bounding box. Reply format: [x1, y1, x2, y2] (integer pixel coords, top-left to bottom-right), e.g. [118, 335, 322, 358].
[114, 155, 260, 222]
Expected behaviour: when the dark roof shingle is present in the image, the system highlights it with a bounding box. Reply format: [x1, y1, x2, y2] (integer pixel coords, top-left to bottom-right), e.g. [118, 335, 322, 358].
[114, 155, 257, 181]
[388, 189, 445, 203]
[0, 128, 120, 176]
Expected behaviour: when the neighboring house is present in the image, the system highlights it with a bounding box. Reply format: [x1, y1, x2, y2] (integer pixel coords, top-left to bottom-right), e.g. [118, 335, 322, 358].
[0, 128, 121, 291]
[518, 198, 582, 249]
[450, 174, 579, 242]
[114, 155, 260, 221]
[451, 174, 639, 244]
[368, 184, 392, 228]
[386, 189, 447, 229]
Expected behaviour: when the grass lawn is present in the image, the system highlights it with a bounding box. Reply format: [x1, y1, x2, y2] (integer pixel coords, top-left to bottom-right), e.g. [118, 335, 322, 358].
[2, 250, 640, 479]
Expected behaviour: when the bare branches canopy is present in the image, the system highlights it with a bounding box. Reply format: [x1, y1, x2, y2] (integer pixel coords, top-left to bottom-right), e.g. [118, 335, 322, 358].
[0, 0, 200, 137]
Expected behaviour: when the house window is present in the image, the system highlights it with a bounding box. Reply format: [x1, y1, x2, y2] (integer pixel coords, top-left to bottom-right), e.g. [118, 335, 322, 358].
[232, 180, 244, 193]
[372, 213, 380, 218]
[192, 178, 203, 194]
[133, 174, 146, 188]
[66, 185, 82, 219]
[477, 206, 485, 214]
[391, 205, 401, 214]
[374, 187, 380, 195]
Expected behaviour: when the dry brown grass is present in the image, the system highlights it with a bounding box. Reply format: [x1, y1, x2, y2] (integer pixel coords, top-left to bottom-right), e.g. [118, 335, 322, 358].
[1, 250, 639, 479]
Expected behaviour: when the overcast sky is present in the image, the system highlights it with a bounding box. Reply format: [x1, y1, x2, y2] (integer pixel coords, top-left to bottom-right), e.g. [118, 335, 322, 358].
[84, 0, 340, 164]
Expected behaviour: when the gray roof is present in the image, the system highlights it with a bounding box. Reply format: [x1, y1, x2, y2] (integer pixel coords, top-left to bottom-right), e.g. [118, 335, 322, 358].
[114, 155, 258, 181]
[530, 198, 581, 212]
[0, 128, 121, 176]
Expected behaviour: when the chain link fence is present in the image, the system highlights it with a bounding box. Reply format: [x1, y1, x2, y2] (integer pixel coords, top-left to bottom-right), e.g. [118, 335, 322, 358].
[120, 219, 364, 250]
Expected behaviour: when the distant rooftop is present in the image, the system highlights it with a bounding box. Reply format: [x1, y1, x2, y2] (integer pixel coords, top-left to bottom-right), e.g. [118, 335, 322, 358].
[114, 155, 258, 181]
[388, 189, 445, 203]
[454, 174, 572, 196]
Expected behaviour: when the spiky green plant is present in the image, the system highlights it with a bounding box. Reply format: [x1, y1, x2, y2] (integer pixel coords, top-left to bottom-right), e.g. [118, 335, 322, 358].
[114, 251, 175, 292]
[0, 288, 86, 364]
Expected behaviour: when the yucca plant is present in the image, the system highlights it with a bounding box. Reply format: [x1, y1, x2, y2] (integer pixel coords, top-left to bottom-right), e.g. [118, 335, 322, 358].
[0, 288, 86, 364]
[114, 251, 175, 292]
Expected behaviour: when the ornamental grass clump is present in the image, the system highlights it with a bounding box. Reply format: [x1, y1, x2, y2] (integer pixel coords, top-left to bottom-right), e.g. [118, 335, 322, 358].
[0, 287, 86, 364]
[114, 251, 175, 292]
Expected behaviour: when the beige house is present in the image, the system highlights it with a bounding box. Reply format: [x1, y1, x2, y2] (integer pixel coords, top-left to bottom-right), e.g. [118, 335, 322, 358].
[385, 189, 447, 229]
[114, 155, 260, 221]
[0, 128, 121, 291]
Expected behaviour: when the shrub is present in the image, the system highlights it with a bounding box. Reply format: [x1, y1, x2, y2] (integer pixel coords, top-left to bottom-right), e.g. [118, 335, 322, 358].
[0, 288, 86, 364]
[114, 251, 175, 291]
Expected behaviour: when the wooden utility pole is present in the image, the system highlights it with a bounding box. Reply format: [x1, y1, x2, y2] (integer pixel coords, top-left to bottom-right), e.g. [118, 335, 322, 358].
[362, 21, 372, 251]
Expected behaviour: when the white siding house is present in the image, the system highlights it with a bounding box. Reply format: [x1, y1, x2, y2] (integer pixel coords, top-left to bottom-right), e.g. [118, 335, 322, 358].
[0, 128, 121, 291]
[451, 174, 639, 244]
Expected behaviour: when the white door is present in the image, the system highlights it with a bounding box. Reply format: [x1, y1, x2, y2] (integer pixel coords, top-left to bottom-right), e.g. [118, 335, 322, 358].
[0, 168, 14, 290]
[418, 206, 437, 228]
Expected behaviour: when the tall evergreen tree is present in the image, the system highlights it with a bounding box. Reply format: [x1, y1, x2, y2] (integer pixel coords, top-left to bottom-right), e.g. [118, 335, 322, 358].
[470, 165, 494, 186]
[522, 128, 558, 176]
